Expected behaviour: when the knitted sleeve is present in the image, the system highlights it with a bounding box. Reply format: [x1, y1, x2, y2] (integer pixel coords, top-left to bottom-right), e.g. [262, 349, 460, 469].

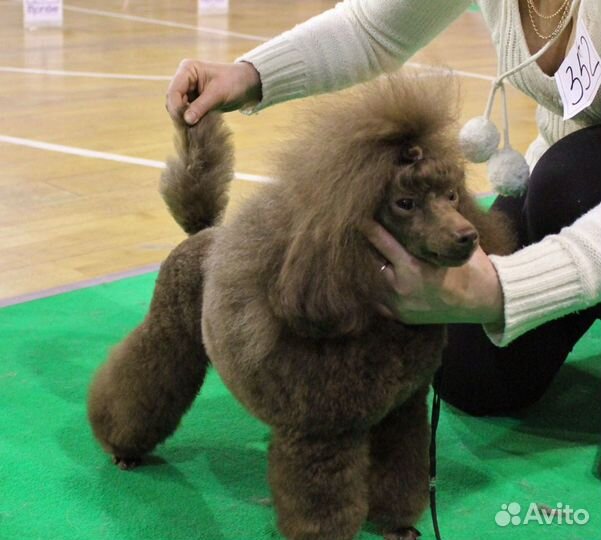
[485, 202, 601, 346]
[236, 0, 471, 111]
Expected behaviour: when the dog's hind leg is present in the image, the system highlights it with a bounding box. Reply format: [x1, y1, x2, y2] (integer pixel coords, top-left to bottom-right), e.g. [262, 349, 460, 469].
[268, 429, 370, 540]
[367, 385, 431, 539]
[87, 231, 213, 468]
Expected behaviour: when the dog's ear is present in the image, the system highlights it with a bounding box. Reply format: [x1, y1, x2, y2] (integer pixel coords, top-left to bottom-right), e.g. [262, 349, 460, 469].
[457, 188, 517, 255]
[268, 228, 381, 338]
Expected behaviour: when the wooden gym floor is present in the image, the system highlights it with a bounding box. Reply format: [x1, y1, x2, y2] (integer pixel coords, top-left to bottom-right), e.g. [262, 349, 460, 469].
[0, 0, 539, 305]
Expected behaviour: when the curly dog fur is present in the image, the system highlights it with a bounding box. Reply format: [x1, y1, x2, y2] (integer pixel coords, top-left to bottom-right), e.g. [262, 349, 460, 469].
[88, 73, 515, 540]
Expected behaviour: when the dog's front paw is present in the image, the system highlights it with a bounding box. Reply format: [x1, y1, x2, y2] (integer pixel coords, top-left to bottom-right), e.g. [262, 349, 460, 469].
[383, 527, 421, 540]
[112, 455, 141, 470]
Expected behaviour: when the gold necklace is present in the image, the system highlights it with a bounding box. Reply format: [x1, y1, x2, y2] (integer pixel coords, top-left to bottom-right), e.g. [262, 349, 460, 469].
[526, 0, 570, 19]
[526, 0, 572, 40]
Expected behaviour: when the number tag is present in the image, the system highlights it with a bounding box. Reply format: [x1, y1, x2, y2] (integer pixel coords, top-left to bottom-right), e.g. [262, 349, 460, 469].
[555, 16, 601, 120]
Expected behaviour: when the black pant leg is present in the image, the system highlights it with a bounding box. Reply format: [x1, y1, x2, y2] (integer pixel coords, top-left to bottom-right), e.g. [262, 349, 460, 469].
[438, 311, 598, 416]
[525, 125, 601, 243]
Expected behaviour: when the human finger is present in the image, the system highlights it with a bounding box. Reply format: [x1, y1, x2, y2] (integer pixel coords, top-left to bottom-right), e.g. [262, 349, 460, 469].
[360, 219, 410, 264]
[166, 60, 202, 120]
[375, 302, 395, 319]
[183, 88, 224, 125]
[377, 260, 397, 286]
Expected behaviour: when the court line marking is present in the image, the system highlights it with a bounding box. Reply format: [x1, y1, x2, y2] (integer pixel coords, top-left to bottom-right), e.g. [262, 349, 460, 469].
[63, 4, 271, 42]
[0, 66, 171, 81]
[0, 134, 273, 184]
[0, 62, 495, 82]
[59, 6, 494, 81]
[0, 133, 496, 191]
[0, 63, 496, 83]
[0, 64, 497, 84]
[0, 263, 162, 309]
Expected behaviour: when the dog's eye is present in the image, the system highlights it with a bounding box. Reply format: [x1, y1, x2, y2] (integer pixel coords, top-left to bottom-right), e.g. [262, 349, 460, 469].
[448, 190, 458, 202]
[396, 198, 415, 211]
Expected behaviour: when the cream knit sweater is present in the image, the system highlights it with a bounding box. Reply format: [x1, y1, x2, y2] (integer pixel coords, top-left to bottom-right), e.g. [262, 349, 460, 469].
[238, 0, 601, 346]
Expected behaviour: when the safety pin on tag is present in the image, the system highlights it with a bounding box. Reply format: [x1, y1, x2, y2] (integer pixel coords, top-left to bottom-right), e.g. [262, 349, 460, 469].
[555, 16, 601, 120]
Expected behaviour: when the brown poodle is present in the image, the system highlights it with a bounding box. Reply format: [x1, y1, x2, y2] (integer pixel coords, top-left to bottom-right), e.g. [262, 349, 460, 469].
[88, 73, 515, 540]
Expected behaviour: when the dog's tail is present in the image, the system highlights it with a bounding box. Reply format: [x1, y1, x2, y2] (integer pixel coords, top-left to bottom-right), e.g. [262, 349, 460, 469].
[160, 112, 234, 235]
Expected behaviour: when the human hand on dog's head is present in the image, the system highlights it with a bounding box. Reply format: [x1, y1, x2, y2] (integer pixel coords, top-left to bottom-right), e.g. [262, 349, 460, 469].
[166, 60, 262, 125]
[361, 220, 504, 326]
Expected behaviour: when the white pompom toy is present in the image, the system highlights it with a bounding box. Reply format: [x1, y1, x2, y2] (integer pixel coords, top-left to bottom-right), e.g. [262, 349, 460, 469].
[459, 116, 500, 163]
[459, 80, 531, 196]
[487, 147, 530, 196]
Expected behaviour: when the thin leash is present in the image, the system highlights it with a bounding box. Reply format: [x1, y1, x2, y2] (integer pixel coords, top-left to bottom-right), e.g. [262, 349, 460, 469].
[429, 372, 443, 540]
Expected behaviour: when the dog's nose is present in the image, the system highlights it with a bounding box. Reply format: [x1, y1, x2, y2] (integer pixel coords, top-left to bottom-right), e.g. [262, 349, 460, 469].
[454, 228, 478, 245]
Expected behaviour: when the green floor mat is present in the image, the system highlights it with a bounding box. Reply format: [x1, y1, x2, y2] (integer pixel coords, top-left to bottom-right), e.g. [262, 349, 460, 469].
[1, 273, 599, 540]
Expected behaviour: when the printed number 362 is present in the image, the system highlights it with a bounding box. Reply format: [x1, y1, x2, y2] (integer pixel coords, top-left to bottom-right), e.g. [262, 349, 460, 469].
[565, 36, 600, 106]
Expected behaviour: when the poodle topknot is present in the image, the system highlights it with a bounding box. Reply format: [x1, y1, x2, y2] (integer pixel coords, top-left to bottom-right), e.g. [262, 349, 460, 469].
[88, 72, 515, 540]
